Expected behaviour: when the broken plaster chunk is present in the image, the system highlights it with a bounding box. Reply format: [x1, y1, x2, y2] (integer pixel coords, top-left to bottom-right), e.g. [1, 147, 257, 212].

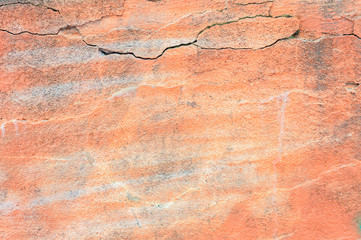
[197, 16, 300, 49]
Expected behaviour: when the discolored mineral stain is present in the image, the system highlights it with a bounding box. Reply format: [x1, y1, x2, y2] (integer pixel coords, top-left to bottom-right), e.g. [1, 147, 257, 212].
[301, 38, 334, 91]
[126, 193, 140, 202]
[355, 215, 361, 234]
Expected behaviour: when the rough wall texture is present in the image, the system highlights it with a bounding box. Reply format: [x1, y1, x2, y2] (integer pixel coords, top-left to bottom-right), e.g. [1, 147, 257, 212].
[0, 0, 361, 239]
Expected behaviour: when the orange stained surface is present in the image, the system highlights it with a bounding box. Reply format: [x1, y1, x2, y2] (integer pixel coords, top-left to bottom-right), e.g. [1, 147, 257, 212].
[0, 0, 361, 239]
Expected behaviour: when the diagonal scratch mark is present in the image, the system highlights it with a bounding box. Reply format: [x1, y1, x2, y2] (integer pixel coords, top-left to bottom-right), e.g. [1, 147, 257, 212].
[131, 209, 141, 228]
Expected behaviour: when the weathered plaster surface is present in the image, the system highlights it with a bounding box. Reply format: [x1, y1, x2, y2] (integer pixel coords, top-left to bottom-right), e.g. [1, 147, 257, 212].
[0, 0, 361, 239]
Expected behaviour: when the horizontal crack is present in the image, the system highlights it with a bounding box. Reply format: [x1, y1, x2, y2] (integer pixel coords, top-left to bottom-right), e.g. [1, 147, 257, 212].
[0, 3, 124, 33]
[195, 33, 361, 52]
[1, 10, 359, 61]
[93, 15, 294, 60]
[347, 33, 361, 39]
[0, 28, 60, 36]
[234, 0, 274, 6]
[0, 2, 60, 13]
[0, 25, 83, 36]
[222, 0, 273, 12]
[194, 28, 299, 51]
[194, 14, 279, 38]
[96, 40, 198, 60]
